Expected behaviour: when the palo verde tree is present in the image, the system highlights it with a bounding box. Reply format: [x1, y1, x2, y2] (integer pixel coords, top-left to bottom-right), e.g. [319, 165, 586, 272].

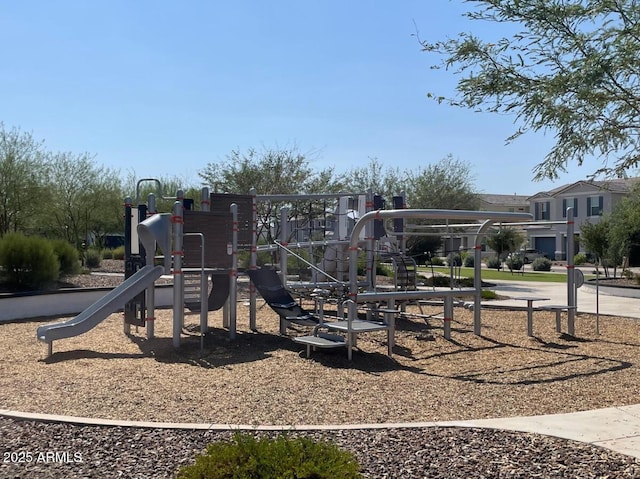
[342, 157, 405, 200]
[405, 155, 480, 261]
[44, 152, 124, 248]
[405, 155, 480, 210]
[422, 0, 640, 180]
[0, 123, 46, 236]
[198, 145, 343, 245]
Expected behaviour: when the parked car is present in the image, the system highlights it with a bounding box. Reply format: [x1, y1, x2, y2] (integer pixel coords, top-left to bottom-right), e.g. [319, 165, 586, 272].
[520, 248, 548, 264]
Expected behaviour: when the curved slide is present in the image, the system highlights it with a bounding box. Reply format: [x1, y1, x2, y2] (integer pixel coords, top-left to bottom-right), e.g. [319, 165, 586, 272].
[37, 265, 165, 347]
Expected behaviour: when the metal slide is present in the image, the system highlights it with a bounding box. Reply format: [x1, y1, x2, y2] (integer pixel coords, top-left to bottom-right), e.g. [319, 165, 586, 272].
[37, 265, 165, 347]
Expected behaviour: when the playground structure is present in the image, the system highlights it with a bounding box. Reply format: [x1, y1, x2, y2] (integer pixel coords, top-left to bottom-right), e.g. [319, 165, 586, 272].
[37, 178, 583, 360]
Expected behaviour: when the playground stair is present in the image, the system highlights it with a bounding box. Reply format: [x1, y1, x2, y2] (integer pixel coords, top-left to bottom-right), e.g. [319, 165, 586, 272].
[293, 319, 392, 358]
[183, 269, 212, 311]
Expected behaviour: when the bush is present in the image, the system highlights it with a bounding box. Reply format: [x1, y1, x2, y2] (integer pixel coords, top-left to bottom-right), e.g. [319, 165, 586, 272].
[429, 255, 444, 266]
[111, 245, 125, 260]
[423, 275, 474, 288]
[85, 248, 102, 269]
[505, 256, 524, 271]
[176, 433, 363, 479]
[574, 252, 587, 265]
[102, 248, 113, 259]
[463, 255, 474, 267]
[622, 268, 634, 279]
[481, 289, 498, 300]
[532, 257, 552, 271]
[485, 257, 501, 269]
[51, 239, 80, 276]
[446, 253, 462, 267]
[0, 233, 60, 290]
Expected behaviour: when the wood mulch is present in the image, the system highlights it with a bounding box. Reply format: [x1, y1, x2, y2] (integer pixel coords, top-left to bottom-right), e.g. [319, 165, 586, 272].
[1, 295, 639, 425]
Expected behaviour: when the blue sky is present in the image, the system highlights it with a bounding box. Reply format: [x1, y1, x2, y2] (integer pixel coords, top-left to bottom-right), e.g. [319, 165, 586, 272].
[0, 1, 606, 197]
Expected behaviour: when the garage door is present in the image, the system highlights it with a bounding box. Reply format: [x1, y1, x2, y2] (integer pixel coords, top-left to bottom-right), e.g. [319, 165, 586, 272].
[534, 237, 556, 259]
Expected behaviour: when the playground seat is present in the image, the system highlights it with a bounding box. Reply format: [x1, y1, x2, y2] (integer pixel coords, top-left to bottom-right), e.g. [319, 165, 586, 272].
[246, 268, 320, 330]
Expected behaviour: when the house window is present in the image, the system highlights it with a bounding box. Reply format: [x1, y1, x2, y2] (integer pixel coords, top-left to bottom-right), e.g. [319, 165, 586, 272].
[534, 201, 550, 220]
[562, 198, 578, 218]
[587, 196, 603, 216]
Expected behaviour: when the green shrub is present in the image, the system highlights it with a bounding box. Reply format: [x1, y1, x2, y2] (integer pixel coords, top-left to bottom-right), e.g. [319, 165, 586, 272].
[51, 239, 80, 276]
[463, 255, 474, 267]
[622, 268, 634, 279]
[505, 256, 524, 271]
[111, 245, 125, 260]
[429, 255, 444, 266]
[446, 253, 462, 267]
[485, 256, 501, 269]
[102, 248, 114, 259]
[481, 289, 498, 300]
[423, 275, 474, 288]
[85, 248, 102, 269]
[176, 433, 363, 479]
[0, 233, 60, 290]
[532, 257, 552, 271]
[574, 252, 587, 265]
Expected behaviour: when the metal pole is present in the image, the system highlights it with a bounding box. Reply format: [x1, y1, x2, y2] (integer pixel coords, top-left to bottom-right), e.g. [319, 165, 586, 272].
[596, 259, 600, 334]
[146, 193, 157, 339]
[279, 206, 289, 284]
[124, 197, 133, 336]
[249, 188, 258, 331]
[229, 203, 238, 340]
[473, 220, 493, 335]
[172, 200, 184, 349]
[566, 207, 576, 336]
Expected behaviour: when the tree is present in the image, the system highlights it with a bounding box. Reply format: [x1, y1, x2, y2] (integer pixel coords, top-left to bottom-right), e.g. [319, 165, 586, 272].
[608, 182, 640, 270]
[581, 218, 613, 276]
[199, 145, 340, 195]
[44, 152, 124, 248]
[422, 1, 640, 180]
[342, 157, 405, 199]
[198, 146, 342, 245]
[405, 155, 480, 210]
[486, 227, 525, 265]
[0, 123, 46, 236]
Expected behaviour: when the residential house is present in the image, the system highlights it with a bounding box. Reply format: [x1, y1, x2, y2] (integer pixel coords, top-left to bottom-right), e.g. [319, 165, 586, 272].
[526, 178, 639, 260]
[474, 193, 530, 257]
[479, 193, 530, 214]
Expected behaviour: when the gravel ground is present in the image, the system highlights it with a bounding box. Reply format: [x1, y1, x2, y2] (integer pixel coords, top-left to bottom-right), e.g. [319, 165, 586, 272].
[2, 419, 639, 478]
[3, 260, 640, 478]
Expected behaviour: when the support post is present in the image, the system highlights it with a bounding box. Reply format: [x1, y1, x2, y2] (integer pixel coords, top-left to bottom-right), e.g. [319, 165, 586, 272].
[249, 188, 258, 331]
[229, 203, 238, 340]
[172, 199, 184, 348]
[566, 207, 576, 336]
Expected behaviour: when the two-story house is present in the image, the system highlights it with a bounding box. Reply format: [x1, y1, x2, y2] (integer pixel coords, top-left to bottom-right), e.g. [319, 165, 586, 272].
[526, 178, 638, 260]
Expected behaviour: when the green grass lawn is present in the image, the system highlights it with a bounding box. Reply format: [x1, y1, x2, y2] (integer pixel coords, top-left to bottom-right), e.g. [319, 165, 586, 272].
[423, 266, 591, 283]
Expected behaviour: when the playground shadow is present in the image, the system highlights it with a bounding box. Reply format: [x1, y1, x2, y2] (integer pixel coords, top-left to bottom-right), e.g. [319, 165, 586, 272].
[128, 327, 302, 369]
[412, 333, 632, 386]
[43, 349, 148, 363]
[301, 346, 423, 374]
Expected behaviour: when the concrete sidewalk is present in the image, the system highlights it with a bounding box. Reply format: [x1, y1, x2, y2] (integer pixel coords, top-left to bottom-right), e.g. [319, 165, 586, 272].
[469, 278, 640, 459]
[484, 278, 640, 319]
[443, 405, 640, 460]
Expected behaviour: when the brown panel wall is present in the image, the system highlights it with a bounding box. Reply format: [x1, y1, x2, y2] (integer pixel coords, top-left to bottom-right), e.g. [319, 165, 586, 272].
[210, 193, 253, 246]
[183, 211, 233, 269]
